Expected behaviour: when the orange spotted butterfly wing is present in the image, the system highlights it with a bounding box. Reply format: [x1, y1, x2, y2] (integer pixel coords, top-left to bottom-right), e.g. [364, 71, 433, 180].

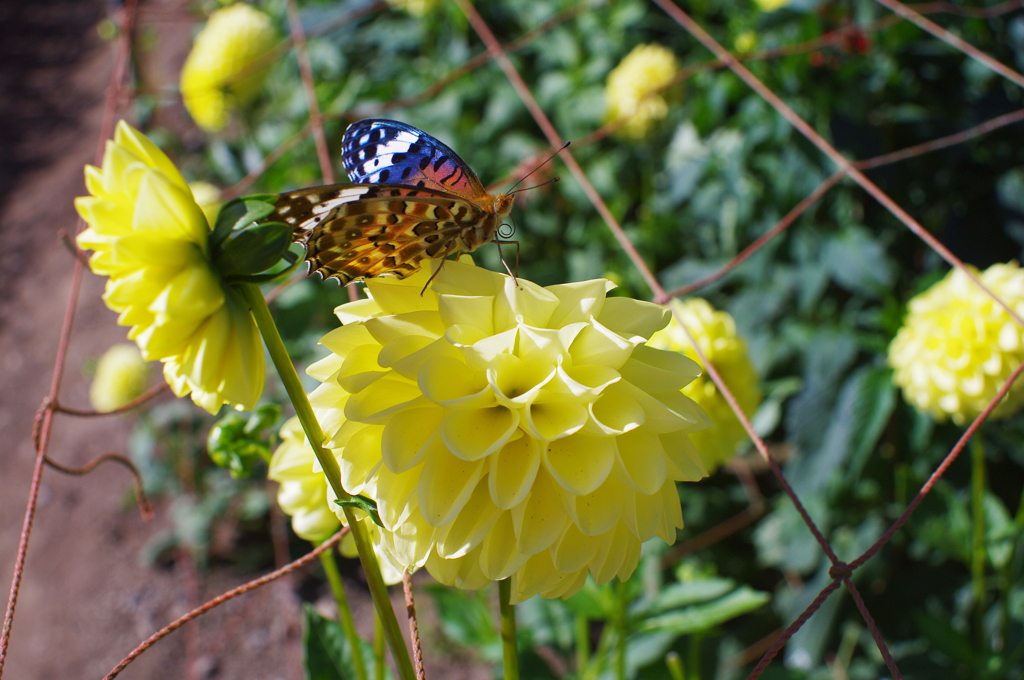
[269, 119, 514, 284]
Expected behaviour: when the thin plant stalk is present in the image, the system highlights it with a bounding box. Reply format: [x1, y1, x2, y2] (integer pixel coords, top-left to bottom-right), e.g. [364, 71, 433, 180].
[615, 580, 628, 680]
[499, 579, 520, 680]
[999, 485, 1024, 647]
[239, 282, 415, 680]
[319, 544, 369, 680]
[971, 435, 986, 649]
[575, 613, 590, 674]
[374, 610, 386, 680]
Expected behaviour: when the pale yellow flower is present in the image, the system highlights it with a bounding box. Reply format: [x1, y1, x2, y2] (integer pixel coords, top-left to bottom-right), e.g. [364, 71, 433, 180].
[648, 299, 762, 472]
[189, 181, 223, 228]
[734, 31, 758, 53]
[754, 0, 791, 11]
[270, 417, 405, 583]
[75, 121, 264, 414]
[269, 417, 342, 542]
[307, 261, 710, 603]
[605, 44, 679, 138]
[386, 0, 437, 15]
[889, 263, 1024, 424]
[180, 3, 277, 132]
[89, 344, 149, 412]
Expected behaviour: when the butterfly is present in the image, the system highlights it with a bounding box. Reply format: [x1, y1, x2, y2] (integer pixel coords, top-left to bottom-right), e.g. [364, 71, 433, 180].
[269, 119, 517, 284]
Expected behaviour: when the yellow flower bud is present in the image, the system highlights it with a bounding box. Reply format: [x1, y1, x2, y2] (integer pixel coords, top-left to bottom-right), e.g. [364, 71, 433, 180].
[889, 263, 1024, 424]
[605, 44, 679, 139]
[734, 31, 757, 53]
[180, 3, 277, 132]
[648, 299, 762, 472]
[90, 344, 149, 412]
[75, 121, 264, 414]
[306, 261, 711, 603]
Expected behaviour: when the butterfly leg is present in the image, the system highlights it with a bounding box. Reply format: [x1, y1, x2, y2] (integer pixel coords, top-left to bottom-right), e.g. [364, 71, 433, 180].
[493, 239, 521, 287]
[419, 242, 460, 295]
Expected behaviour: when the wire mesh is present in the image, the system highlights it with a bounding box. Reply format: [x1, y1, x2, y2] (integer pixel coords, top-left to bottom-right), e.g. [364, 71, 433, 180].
[3, 0, 1024, 678]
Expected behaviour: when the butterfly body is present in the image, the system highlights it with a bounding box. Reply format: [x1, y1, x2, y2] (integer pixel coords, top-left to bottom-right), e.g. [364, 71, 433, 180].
[270, 119, 515, 284]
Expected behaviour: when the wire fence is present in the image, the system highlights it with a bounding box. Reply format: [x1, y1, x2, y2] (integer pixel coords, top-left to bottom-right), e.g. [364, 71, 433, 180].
[3, 0, 1024, 678]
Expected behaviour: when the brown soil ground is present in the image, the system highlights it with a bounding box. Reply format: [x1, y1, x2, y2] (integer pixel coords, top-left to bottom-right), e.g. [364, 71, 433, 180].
[0, 2, 489, 679]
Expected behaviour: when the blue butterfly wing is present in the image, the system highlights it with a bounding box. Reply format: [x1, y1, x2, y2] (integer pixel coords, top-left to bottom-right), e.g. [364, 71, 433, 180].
[341, 119, 486, 199]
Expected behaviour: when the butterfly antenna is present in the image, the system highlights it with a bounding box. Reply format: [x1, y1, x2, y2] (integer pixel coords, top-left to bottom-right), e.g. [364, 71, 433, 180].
[508, 142, 570, 194]
[512, 177, 560, 194]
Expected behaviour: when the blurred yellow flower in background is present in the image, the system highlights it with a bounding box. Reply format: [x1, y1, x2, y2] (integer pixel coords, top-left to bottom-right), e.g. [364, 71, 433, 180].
[89, 344, 149, 412]
[269, 417, 342, 542]
[649, 299, 761, 472]
[307, 260, 710, 603]
[75, 120, 264, 414]
[270, 417, 405, 584]
[605, 43, 679, 138]
[754, 0, 791, 11]
[889, 263, 1024, 424]
[180, 3, 277, 132]
[386, 0, 437, 15]
[188, 181, 224, 228]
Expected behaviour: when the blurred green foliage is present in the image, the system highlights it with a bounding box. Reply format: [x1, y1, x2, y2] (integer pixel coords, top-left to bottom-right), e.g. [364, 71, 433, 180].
[129, 0, 1024, 677]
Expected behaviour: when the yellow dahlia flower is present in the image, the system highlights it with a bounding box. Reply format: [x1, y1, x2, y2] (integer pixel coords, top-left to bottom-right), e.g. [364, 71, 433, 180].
[889, 263, 1024, 424]
[648, 299, 762, 472]
[754, 0, 791, 11]
[270, 417, 342, 542]
[307, 261, 710, 603]
[386, 0, 437, 15]
[180, 3, 277, 133]
[75, 120, 264, 414]
[90, 343, 150, 412]
[605, 44, 679, 139]
[270, 417, 405, 583]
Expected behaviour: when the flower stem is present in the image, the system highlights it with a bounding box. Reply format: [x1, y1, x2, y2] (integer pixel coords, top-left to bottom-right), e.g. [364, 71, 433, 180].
[499, 579, 520, 680]
[971, 434, 986, 650]
[575, 613, 589, 674]
[318, 544, 368, 680]
[374, 610, 386, 680]
[614, 580, 628, 680]
[239, 283, 415, 680]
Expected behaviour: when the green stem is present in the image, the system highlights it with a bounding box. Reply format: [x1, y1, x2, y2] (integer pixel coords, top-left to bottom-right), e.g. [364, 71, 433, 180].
[374, 611, 386, 680]
[575, 613, 590, 674]
[999, 484, 1024, 648]
[664, 651, 684, 680]
[971, 435, 986, 650]
[239, 283, 415, 680]
[319, 544, 368, 680]
[499, 579, 520, 680]
[615, 580, 627, 680]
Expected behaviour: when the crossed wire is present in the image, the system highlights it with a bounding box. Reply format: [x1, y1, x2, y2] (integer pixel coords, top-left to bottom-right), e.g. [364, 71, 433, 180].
[3, 1, 1024, 679]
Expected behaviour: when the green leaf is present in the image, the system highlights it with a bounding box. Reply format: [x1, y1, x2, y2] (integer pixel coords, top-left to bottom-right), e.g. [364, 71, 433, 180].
[334, 495, 382, 527]
[210, 195, 279, 249]
[634, 578, 736, 619]
[216, 222, 293, 277]
[425, 585, 501, 661]
[304, 604, 380, 680]
[912, 609, 974, 666]
[638, 587, 770, 635]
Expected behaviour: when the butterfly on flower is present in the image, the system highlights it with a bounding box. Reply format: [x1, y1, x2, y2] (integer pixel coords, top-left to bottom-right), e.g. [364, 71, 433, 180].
[269, 118, 523, 285]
